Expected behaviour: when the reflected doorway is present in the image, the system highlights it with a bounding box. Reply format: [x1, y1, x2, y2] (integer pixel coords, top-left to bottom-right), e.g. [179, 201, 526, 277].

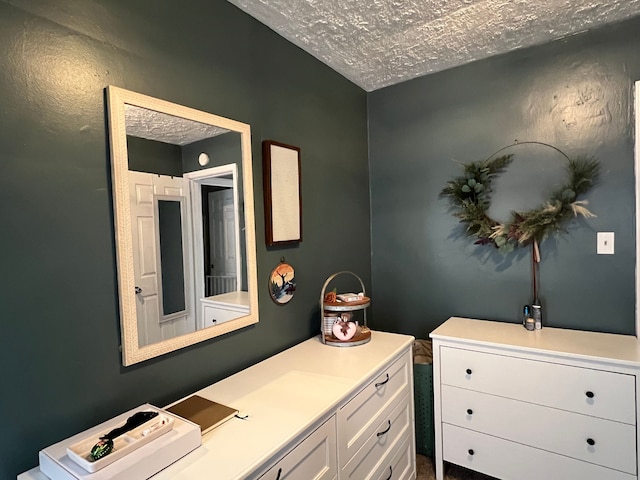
[202, 185, 238, 296]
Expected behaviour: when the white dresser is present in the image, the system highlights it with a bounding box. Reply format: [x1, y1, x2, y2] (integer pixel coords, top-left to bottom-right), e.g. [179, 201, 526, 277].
[19, 331, 415, 480]
[200, 291, 250, 329]
[430, 317, 640, 480]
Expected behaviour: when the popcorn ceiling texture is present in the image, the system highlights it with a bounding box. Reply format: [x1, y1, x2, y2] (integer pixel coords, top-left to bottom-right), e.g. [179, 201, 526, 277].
[125, 105, 228, 145]
[227, 0, 640, 91]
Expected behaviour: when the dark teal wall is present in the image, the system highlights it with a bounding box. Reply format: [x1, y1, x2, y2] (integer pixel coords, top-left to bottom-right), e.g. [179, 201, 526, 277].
[5, 0, 639, 476]
[368, 16, 640, 337]
[127, 136, 183, 176]
[127, 135, 183, 177]
[0, 0, 368, 477]
[183, 133, 243, 173]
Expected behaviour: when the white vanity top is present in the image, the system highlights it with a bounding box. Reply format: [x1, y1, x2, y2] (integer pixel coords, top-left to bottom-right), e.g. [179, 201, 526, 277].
[431, 316, 640, 367]
[19, 330, 413, 480]
[201, 290, 249, 308]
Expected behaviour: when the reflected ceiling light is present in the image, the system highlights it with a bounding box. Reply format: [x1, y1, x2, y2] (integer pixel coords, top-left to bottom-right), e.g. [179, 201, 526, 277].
[198, 153, 210, 166]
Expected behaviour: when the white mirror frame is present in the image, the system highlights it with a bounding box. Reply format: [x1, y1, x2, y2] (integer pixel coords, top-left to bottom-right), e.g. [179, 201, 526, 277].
[106, 86, 258, 366]
[636, 80, 640, 337]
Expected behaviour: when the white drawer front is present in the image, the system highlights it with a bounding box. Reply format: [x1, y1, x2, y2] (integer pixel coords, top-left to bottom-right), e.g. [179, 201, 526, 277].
[202, 304, 245, 327]
[373, 435, 415, 480]
[441, 385, 637, 474]
[440, 346, 636, 424]
[339, 352, 410, 459]
[443, 424, 636, 480]
[259, 416, 337, 480]
[342, 394, 412, 480]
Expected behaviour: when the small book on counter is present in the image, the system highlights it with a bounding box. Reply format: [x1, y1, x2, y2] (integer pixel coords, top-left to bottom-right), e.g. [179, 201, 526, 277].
[165, 395, 238, 435]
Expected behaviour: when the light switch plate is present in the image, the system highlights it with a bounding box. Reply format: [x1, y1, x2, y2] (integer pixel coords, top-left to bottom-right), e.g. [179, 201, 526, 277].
[597, 232, 614, 254]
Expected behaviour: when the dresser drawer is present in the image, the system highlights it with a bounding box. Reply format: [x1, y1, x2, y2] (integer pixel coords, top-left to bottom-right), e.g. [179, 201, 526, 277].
[443, 423, 636, 480]
[373, 435, 415, 480]
[342, 395, 412, 480]
[440, 346, 636, 424]
[258, 416, 337, 480]
[441, 385, 637, 474]
[202, 304, 246, 327]
[339, 352, 410, 460]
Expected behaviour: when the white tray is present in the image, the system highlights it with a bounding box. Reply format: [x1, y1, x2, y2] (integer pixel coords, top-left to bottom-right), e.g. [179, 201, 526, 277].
[39, 403, 201, 480]
[66, 409, 174, 473]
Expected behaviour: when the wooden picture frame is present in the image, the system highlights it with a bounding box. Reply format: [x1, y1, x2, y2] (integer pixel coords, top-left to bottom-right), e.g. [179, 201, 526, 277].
[262, 140, 302, 246]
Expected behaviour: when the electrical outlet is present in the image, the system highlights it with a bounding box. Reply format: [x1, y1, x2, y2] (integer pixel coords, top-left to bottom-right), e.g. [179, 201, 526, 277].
[597, 232, 614, 255]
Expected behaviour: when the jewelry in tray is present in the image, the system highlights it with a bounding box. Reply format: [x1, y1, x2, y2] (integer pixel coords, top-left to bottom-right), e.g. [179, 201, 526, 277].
[90, 411, 159, 460]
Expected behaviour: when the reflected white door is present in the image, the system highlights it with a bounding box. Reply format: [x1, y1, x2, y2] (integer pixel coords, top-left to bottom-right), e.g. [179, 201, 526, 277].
[129, 171, 195, 346]
[208, 188, 237, 289]
[223, 203, 237, 276]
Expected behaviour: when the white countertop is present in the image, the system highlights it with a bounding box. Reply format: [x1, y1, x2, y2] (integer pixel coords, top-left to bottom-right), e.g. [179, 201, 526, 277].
[430, 317, 640, 368]
[201, 291, 250, 308]
[19, 331, 413, 480]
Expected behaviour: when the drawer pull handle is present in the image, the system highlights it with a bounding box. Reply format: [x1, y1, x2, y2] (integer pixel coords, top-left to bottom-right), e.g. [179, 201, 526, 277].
[586, 391, 595, 398]
[468, 449, 475, 456]
[375, 373, 390, 388]
[587, 438, 596, 446]
[377, 420, 392, 437]
[275, 467, 282, 480]
[466, 408, 473, 415]
[385, 465, 393, 480]
[466, 368, 472, 375]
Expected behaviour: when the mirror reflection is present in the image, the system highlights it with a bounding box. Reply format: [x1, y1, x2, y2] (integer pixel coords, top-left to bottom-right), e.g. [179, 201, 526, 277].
[107, 87, 258, 365]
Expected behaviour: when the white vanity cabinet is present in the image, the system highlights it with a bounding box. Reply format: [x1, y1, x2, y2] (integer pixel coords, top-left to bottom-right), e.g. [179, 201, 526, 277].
[339, 350, 415, 480]
[19, 331, 415, 480]
[249, 339, 415, 480]
[430, 317, 640, 480]
[257, 416, 337, 480]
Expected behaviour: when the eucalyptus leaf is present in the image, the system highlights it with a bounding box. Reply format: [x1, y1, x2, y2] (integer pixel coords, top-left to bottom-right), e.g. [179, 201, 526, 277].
[499, 243, 514, 254]
[562, 188, 575, 200]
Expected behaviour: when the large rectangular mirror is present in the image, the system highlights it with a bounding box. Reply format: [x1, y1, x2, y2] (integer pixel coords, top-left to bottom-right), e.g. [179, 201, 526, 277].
[106, 86, 258, 366]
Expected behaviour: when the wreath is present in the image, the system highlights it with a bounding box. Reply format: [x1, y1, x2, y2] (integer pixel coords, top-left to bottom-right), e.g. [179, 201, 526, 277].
[440, 151, 600, 254]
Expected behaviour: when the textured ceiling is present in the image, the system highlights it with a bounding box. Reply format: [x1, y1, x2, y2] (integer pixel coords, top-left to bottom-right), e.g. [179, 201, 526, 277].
[125, 105, 229, 145]
[227, 0, 640, 91]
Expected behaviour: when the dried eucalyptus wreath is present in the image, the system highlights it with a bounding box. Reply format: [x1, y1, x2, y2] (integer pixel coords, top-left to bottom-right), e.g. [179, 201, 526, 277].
[440, 150, 600, 254]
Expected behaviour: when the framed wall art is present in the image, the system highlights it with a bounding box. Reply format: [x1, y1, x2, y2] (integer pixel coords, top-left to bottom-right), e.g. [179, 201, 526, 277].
[268, 260, 296, 305]
[262, 140, 302, 246]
